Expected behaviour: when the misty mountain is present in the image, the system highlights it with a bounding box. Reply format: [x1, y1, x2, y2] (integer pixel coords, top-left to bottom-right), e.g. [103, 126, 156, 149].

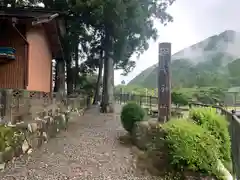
[128, 30, 240, 88]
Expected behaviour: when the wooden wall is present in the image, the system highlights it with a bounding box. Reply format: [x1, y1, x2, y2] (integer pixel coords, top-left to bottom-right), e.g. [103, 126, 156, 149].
[0, 21, 25, 89]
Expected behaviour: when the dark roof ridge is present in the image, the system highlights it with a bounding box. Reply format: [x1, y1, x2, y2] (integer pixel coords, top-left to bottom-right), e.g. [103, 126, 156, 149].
[0, 6, 69, 15]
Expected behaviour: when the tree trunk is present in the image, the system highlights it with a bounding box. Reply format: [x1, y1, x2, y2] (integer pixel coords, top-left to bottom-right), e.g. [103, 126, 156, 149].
[55, 58, 65, 103]
[74, 38, 79, 90]
[63, 32, 73, 95]
[54, 58, 65, 93]
[54, 60, 59, 92]
[93, 53, 103, 105]
[66, 59, 73, 95]
[58, 59, 65, 93]
[101, 53, 114, 113]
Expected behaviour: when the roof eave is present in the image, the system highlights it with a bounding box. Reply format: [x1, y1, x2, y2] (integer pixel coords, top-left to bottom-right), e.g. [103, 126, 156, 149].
[43, 19, 65, 59]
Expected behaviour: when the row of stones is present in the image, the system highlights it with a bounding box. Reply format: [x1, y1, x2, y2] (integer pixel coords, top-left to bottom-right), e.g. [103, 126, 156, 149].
[0, 107, 85, 170]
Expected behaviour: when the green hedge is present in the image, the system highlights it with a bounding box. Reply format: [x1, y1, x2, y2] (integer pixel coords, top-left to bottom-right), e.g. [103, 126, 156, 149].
[162, 119, 220, 176]
[0, 125, 24, 152]
[121, 102, 145, 133]
[189, 107, 231, 164]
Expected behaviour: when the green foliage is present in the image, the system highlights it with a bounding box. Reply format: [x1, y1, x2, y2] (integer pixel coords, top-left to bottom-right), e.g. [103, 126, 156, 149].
[171, 91, 189, 107]
[162, 119, 220, 177]
[228, 58, 240, 78]
[193, 88, 225, 104]
[194, 91, 215, 104]
[75, 73, 99, 96]
[189, 108, 231, 164]
[0, 125, 24, 151]
[120, 102, 145, 133]
[74, 0, 175, 73]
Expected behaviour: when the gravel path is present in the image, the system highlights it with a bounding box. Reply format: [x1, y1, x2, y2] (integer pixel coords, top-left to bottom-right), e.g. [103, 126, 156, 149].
[0, 105, 156, 180]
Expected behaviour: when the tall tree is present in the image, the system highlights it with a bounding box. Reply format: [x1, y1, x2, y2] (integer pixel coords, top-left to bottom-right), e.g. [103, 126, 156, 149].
[79, 0, 176, 112]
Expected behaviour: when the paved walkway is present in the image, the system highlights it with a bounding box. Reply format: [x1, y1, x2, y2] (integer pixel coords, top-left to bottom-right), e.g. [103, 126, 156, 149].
[0, 105, 155, 180]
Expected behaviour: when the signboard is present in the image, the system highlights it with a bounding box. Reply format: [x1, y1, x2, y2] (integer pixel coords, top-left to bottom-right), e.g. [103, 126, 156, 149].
[158, 43, 171, 122]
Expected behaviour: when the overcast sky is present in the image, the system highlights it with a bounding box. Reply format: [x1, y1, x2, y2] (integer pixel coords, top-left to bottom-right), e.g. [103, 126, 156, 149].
[114, 0, 240, 85]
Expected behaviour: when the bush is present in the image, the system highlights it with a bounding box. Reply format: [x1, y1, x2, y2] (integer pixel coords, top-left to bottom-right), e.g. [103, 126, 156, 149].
[189, 107, 231, 163]
[121, 102, 145, 133]
[0, 125, 24, 151]
[162, 119, 221, 177]
[171, 91, 189, 107]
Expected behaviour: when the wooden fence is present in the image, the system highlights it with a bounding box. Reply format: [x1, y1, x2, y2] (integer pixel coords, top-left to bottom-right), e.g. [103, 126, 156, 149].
[0, 88, 89, 125]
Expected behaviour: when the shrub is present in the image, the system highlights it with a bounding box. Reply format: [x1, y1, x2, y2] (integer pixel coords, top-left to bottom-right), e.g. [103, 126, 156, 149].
[171, 91, 189, 108]
[162, 119, 221, 177]
[0, 125, 24, 151]
[121, 102, 145, 133]
[189, 107, 231, 163]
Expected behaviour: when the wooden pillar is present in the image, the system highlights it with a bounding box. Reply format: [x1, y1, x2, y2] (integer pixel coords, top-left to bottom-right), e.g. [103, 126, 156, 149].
[158, 42, 171, 122]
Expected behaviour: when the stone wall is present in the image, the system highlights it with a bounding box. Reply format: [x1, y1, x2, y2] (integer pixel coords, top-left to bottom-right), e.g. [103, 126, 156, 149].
[0, 106, 85, 169]
[0, 88, 89, 169]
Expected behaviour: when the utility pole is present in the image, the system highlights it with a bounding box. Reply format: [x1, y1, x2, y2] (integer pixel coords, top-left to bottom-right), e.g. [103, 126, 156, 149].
[158, 42, 171, 122]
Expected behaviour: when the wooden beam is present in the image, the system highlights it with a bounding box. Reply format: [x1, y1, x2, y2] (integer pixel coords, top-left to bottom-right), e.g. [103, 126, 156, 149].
[32, 13, 59, 26]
